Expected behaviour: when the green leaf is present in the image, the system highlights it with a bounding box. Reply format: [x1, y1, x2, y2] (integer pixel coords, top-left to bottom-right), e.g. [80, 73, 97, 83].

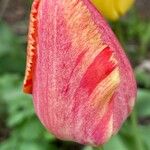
[43, 132, 55, 141]
[136, 69, 150, 89]
[139, 125, 150, 150]
[104, 134, 128, 150]
[0, 74, 35, 127]
[20, 118, 46, 140]
[0, 22, 26, 74]
[19, 141, 49, 150]
[0, 22, 16, 55]
[136, 89, 150, 117]
[0, 136, 18, 150]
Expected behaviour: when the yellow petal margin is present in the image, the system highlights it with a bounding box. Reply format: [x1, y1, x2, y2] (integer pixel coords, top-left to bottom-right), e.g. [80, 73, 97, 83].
[91, 0, 135, 21]
[23, 0, 40, 93]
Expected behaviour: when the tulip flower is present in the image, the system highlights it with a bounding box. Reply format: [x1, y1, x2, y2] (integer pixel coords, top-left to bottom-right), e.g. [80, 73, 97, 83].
[91, 0, 135, 20]
[23, 0, 137, 146]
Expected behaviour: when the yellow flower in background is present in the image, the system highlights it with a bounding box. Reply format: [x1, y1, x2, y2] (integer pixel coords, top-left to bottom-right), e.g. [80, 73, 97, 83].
[91, 0, 135, 20]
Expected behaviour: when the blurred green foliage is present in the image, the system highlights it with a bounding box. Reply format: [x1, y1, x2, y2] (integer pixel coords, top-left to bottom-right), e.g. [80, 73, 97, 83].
[0, 22, 26, 74]
[0, 4, 150, 150]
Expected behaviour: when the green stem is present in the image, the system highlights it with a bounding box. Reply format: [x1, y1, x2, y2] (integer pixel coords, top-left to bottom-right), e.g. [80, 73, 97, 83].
[130, 110, 144, 150]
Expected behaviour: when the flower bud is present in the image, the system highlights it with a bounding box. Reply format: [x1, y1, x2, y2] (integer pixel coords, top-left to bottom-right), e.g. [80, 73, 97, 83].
[23, 0, 137, 146]
[91, 0, 135, 20]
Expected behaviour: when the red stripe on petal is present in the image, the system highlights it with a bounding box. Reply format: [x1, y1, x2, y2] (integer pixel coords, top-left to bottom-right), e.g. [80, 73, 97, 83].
[79, 46, 117, 95]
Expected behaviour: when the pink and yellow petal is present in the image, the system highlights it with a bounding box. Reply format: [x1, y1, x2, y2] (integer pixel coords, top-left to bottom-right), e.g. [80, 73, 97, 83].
[23, 0, 137, 146]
